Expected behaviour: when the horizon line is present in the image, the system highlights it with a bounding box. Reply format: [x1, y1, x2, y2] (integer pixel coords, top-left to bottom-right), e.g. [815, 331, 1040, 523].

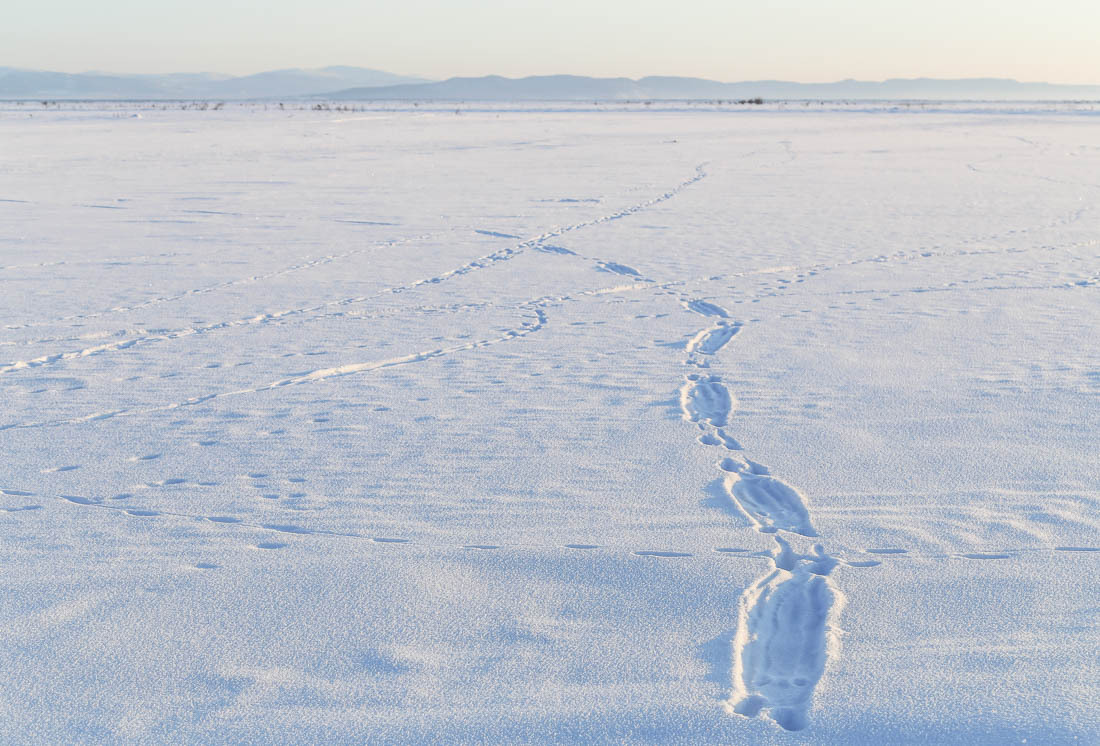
[4, 66, 1100, 88]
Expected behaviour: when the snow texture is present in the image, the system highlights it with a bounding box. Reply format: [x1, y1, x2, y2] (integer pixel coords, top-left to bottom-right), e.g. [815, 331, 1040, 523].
[1, 101, 1098, 744]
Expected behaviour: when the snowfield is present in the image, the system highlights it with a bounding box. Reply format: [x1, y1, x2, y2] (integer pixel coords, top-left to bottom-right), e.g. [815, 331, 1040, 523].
[1, 101, 1098, 744]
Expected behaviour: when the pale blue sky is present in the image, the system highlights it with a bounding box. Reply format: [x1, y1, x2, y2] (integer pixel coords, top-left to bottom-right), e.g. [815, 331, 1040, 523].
[4, 0, 1098, 83]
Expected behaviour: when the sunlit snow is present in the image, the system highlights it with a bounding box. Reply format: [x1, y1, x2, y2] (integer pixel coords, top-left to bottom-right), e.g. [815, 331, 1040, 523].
[2, 101, 1098, 743]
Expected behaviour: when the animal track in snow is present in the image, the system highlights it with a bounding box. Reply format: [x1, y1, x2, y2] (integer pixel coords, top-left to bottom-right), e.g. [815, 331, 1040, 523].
[674, 290, 844, 730]
[532, 245, 576, 255]
[683, 299, 731, 318]
[726, 536, 844, 732]
[393, 164, 704, 296]
[10, 164, 698, 369]
[0, 307, 549, 433]
[697, 427, 743, 450]
[534, 197, 601, 204]
[719, 458, 817, 538]
[61, 495, 99, 505]
[680, 374, 734, 428]
[716, 429, 742, 450]
[596, 261, 642, 277]
[686, 321, 742, 356]
[262, 524, 313, 535]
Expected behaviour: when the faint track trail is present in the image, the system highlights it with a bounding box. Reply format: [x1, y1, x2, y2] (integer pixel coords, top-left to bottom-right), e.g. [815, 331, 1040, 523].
[658, 201, 1097, 303]
[2, 233, 439, 331]
[0, 251, 186, 273]
[2, 485, 1088, 561]
[5, 163, 705, 334]
[333, 163, 706, 296]
[13, 159, 1089, 378]
[0, 306, 547, 432]
[0, 301, 497, 374]
[1, 164, 707, 377]
[12, 224, 1070, 380]
[0, 274, 681, 432]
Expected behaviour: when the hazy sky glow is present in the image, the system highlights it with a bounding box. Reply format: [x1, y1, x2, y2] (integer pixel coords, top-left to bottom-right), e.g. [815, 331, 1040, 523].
[4, 0, 1099, 83]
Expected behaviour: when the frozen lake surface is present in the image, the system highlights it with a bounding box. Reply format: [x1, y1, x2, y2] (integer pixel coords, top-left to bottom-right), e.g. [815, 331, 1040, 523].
[1, 102, 1098, 743]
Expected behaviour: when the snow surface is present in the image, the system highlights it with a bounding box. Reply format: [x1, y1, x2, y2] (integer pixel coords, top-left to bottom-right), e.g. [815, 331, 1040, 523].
[1, 102, 1098, 744]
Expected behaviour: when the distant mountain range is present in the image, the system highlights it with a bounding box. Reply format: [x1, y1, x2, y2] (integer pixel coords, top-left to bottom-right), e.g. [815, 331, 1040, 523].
[329, 75, 1100, 102]
[3, 67, 1099, 101]
[0, 66, 429, 100]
